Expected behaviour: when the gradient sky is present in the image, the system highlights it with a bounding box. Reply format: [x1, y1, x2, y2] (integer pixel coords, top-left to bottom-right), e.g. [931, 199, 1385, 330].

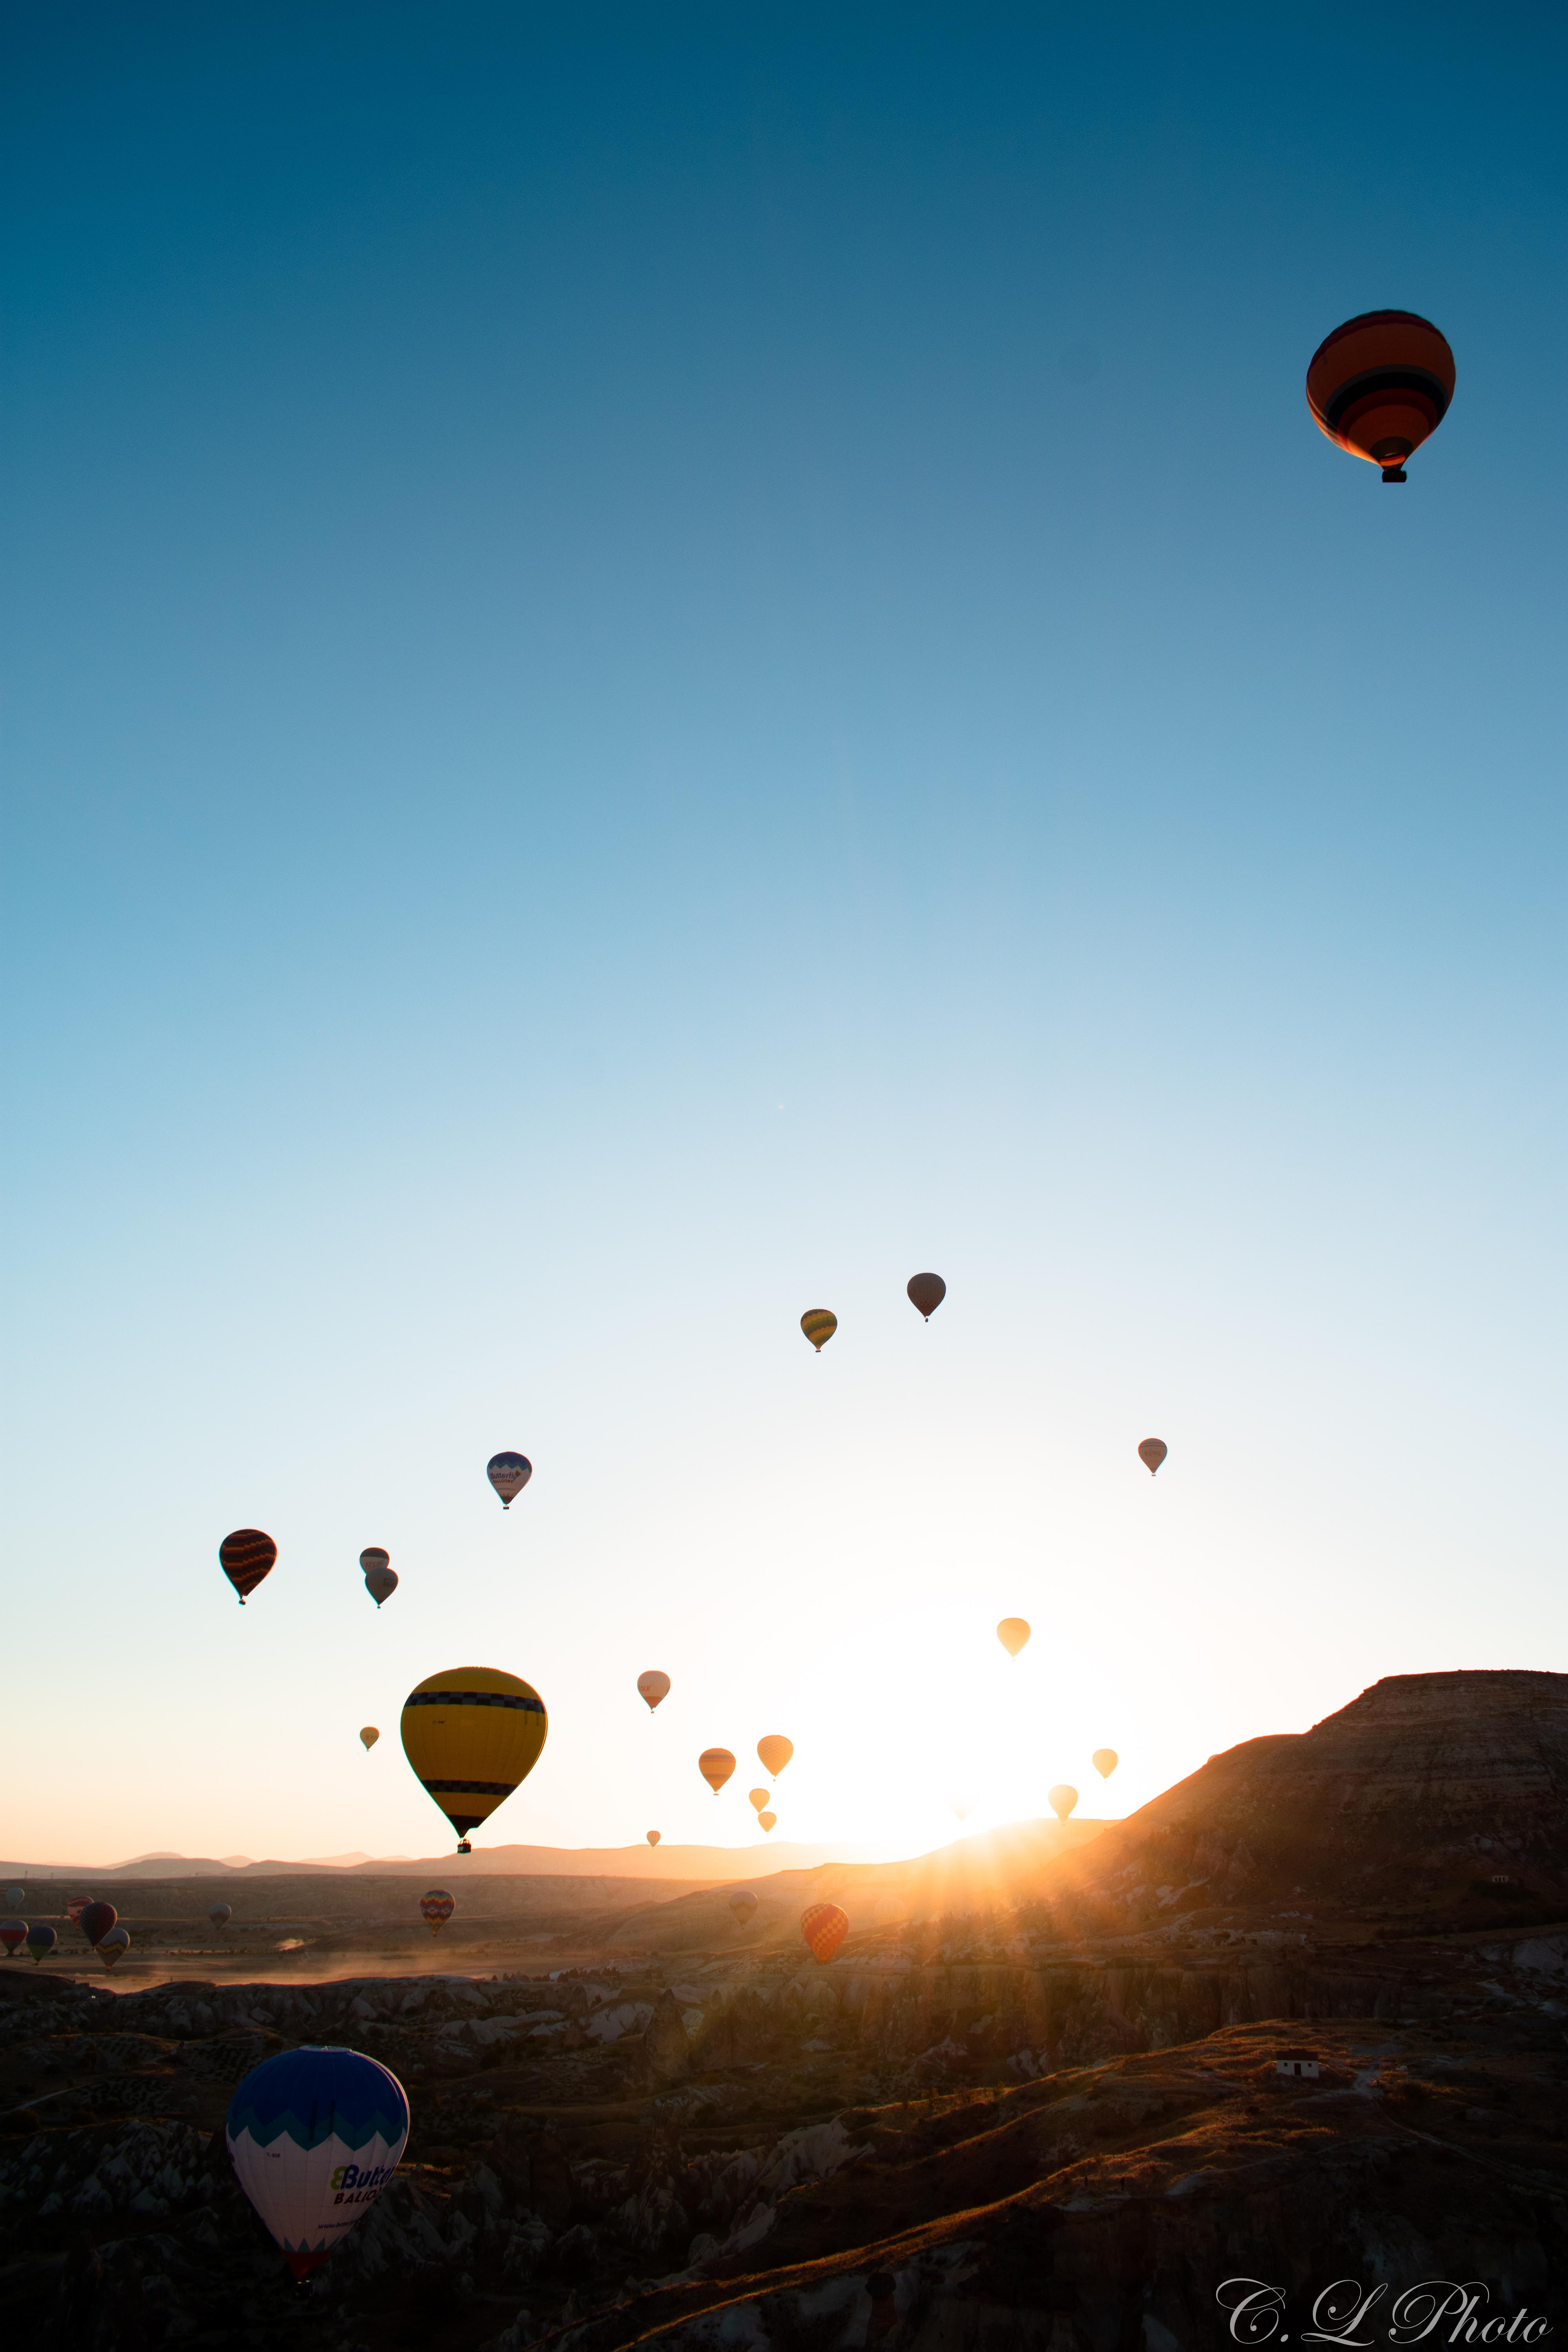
[4, 5, 1566, 1869]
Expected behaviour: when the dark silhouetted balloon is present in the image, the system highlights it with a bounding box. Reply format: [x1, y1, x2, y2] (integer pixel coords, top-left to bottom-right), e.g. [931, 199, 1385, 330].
[486, 1452, 532, 1508]
[0, 1922, 25, 1958]
[801, 1902, 849, 1963]
[209, 1902, 232, 1930]
[699, 1747, 736, 1794]
[800, 1309, 837, 1353]
[728, 1890, 759, 1925]
[80, 1901, 117, 1947]
[907, 1272, 946, 1320]
[25, 1925, 56, 1963]
[98, 1926, 130, 1969]
[1306, 311, 1454, 483]
[1138, 1439, 1167, 1476]
[361, 1549, 398, 1607]
[220, 1528, 276, 1604]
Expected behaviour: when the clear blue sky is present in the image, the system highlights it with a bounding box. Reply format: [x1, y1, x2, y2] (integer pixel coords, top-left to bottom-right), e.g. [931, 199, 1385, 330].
[4, 5, 1565, 1867]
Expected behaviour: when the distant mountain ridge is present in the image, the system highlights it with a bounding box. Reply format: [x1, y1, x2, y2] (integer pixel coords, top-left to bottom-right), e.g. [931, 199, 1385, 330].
[0, 1834, 905, 1884]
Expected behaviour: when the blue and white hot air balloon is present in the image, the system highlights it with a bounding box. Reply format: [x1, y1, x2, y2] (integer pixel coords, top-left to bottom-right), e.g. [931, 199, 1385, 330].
[226, 2047, 409, 2279]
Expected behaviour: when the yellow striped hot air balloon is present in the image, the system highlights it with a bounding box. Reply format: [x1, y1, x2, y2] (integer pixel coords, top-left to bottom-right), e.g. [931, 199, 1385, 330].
[400, 1666, 548, 1854]
[800, 1309, 837, 1352]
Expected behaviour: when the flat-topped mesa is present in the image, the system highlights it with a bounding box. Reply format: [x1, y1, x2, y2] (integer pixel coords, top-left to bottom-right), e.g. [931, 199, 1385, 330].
[1049, 1669, 1568, 1922]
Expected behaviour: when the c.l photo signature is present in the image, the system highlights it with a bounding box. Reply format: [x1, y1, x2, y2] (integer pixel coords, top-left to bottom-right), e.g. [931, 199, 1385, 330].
[1217, 2279, 1553, 2345]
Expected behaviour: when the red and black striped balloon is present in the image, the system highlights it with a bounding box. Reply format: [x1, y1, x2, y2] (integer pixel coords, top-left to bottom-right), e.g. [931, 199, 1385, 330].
[220, 1528, 277, 1605]
[80, 1901, 118, 1947]
[1306, 311, 1454, 484]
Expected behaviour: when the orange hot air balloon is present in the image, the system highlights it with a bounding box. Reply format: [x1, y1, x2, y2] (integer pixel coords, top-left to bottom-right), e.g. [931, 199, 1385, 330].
[996, 1617, 1030, 1658]
[699, 1747, 736, 1794]
[420, 1889, 455, 1937]
[906, 1272, 946, 1320]
[801, 1902, 848, 1964]
[1048, 1784, 1078, 1823]
[637, 1671, 671, 1713]
[1306, 310, 1455, 483]
[800, 1309, 837, 1353]
[1138, 1439, 1167, 1476]
[758, 1811, 776, 1831]
[747, 1788, 769, 1813]
[646, 1830, 661, 1847]
[757, 1735, 793, 1778]
[1092, 1748, 1118, 1779]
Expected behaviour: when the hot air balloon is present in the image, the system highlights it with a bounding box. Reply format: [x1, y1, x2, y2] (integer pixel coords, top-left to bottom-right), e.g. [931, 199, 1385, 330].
[948, 1791, 978, 1822]
[209, 1902, 232, 1932]
[227, 2047, 409, 2280]
[907, 1272, 946, 1320]
[1306, 310, 1455, 483]
[1137, 1439, 1167, 1476]
[1048, 1784, 1078, 1823]
[486, 1452, 532, 1509]
[98, 1926, 130, 1969]
[801, 1902, 848, 1964]
[637, 1671, 671, 1713]
[996, 1618, 1030, 1658]
[420, 1890, 455, 1937]
[5, 1888, 24, 1909]
[699, 1748, 736, 1795]
[220, 1528, 277, 1604]
[25, 1925, 56, 1964]
[361, 1549, 398, 1608]
[747, 1788, 769, 1813]
[758, 1811, 776, 1831]
[360, 1727, 379, 1751]
[400, 1666, 548, 1852]
[66, 1896, 91, 1927]
[0, 1921, 25, 1958]
[800, 1309, 837, 1353]
[80, 1900, 117, 1947]
[757, 1735, 793, 1779]
[728, 1890, 758, 1925]
[1092, 1748, 1118, 1779]
[646, 1830, 661, 1847]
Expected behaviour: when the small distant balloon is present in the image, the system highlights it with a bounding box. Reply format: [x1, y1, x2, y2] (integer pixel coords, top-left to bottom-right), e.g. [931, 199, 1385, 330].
[5, 1888, 24, 1909]
[948, 1791, 978, 1822]
[80, 1901, 117, 1947]
[646, 1830, 661, 1847]
[996, 1618, 1030, 1658]
[66, 1896, 91, 1926]
[747, 1788, 769, 1813]
[800, 1309, 837, 1353]
[1048, 1784, 1079, 1823]
[1138, 1439, 1167, 1476]
[220, 1528, 277, 1604]
[420, 1889, 455, 1938]
[359, 1726, 379, 1751]
[801, 1902, 849, 1964]
[757, 1735, 793, 1778]
[209, 1902, 232, 1931]
[0, 1921, 25, 1958]
[1092, 1748, 1118, 1779]
[906, 1272, 946, 1320]
[728, 1890, 759, 1925]
[26, 1924, 56, 1964]
[98, 1926, 131, 1969]
[486, 1452, 533, 1509]
[699, 1748, 736, 1795]
[637, 1671, 671, 1713]
[361, 1549, 398, 1607]
[758, 1811, 776, 1831]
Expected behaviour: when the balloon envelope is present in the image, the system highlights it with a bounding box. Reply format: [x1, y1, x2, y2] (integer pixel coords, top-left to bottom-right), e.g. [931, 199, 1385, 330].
[420, 1890, 455, 1937]
[80, 1901, 117, 1947]
[1092, 1748, 1118, 1779]
[220, 1527, 277, 1604]
[486, 1452, 532, 1508]
[906, 1272, 946, 1319]
[401, 1666, 548, 1846]
[747, 1788, 769, 1812]
[801, 1902, 848, 1964]
[5, 1888, 24, 1909]
[209, 1903, 232, 1929]
[98, 1926, 130, 1969]
[0, 1922, 25, 1957]
[359, 1547, 390, 1575]
[1048, 1784, 1079, 1823]
[637, 1670, 671, 1712]
[1138, 1439, 1167, 1476]
[227, 2046, 409, 2279]
[359, 1727, 379, 1751]
[363, 1566, 398, 1608]
[26, 1925, 56, 1962]
[1306, 310, 1455, 482]
[698, 1748, 736, 1794]
[728, 1891, 758, 1924]
[758, 1811, 776, 1831]
[800, 1309, 837, 1352]
[996, 1618, 1030, 1658]
[646, 1830, 661, 1847]
[757, 1735, 793, 1778]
